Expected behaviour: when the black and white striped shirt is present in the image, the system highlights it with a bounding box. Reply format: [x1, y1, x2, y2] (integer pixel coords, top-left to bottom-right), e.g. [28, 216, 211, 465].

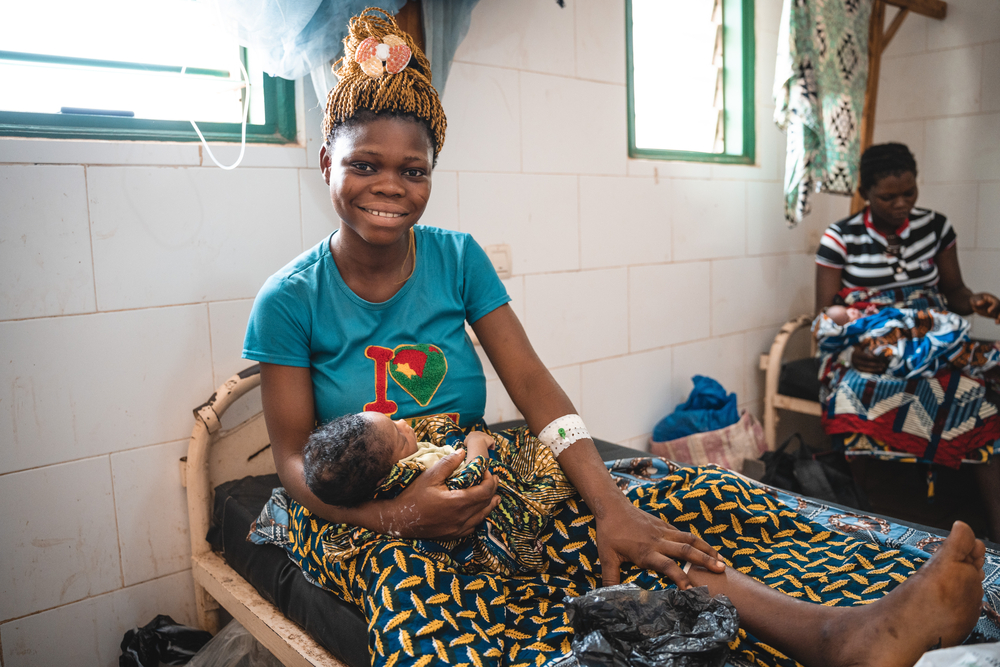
[815, 208, 957, 289]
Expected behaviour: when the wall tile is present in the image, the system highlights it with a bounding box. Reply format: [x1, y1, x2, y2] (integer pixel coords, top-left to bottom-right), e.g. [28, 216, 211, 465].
[111, 440, 190, 586]
[747, 180, 808, 255]
[880, 9, 928, 57]
[872, 120, 926, 180]
[550, 365, 583, 412]
[629, 263, 711, 351]
[579, 176, 671, 269]
[0, 306, 214, 474]
[520, 73, 628, 176]
[208, 299, 263, 430]
[209, 299, 257, 386]
[977, 181, 1000, 249]
[711, 254, 814, 336]
[627, 159, 712, 180]
[88, 167, 302, 310]
[423, 171, 460, 232]
[436, 63, 521, 174]
[0, 571, 196, 667]
[985, 43, 1000, 113]
[576, 0, 626, 84]
[0, 165, 96, 320]
[924, 114, 1000, 183]
[484, 379, 520, 424]
[744, 326, 777, 404]
[919, 183, 979, 249]
[672, 179, 747, 261]
[879, 47, 982, 121]
[0, 139, 200, 166]
[523, 269, 628, 367]
[455, 0, 576, 75]
[459, 173, 579, 274]
[0, 457, 120, 621]
[199, 142, 308, 169]
[671, 335, 745, 410]
[926, 0, 1000, 51]
[581, 347, 672, 443]
[301, 167, 337, 248]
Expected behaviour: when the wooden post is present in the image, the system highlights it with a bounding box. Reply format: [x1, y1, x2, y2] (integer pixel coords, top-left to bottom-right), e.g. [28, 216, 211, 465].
[851, 0, 947, 214]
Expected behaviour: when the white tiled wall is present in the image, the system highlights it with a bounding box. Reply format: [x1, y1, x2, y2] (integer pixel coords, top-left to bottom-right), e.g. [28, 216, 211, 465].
[2, 0, 995, 665]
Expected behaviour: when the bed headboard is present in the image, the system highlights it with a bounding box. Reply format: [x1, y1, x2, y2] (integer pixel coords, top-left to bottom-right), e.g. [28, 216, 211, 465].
[183, 364, 275, 558]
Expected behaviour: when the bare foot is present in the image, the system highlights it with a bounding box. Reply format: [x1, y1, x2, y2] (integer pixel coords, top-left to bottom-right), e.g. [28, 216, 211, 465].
[823, 521, 985, 667]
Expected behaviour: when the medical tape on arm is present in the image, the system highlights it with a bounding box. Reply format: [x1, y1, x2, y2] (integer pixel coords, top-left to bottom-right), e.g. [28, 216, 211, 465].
[537, 414, 590, 458]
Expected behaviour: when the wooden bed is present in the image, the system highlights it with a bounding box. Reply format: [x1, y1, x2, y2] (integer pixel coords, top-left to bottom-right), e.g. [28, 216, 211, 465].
[182, 364, 347, 667]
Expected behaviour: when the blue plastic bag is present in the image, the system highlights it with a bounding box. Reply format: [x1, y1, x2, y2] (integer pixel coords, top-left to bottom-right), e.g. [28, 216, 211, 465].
[652, 376, 738, 443]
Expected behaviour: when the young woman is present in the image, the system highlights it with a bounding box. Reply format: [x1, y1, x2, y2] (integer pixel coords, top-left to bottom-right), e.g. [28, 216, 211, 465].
[244, 11, 988, 667]
[815, 143, 1000, 540]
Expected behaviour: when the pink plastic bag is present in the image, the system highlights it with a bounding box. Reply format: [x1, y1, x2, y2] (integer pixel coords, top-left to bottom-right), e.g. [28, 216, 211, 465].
[649, 411, 767, 473]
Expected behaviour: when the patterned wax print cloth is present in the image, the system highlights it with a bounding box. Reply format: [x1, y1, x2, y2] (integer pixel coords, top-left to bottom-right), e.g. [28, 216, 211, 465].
[814, 307, 1000, 380]
[774, 0, 872, 225]
[818, 286, 1000, 468]
[251, 442, 1000, 667]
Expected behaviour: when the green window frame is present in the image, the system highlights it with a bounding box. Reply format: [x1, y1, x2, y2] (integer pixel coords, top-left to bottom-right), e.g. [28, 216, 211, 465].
[626, 0, 755, 164]
[0, 49, 296, 144]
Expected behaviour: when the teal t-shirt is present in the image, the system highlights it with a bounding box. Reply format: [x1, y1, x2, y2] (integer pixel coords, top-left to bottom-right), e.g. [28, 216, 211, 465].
[243, 226, 510, 427]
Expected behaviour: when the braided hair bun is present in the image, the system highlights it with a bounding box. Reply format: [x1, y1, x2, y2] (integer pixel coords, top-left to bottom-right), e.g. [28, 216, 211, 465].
[323, 7, 447, 160]
[859, 143, 917, 193]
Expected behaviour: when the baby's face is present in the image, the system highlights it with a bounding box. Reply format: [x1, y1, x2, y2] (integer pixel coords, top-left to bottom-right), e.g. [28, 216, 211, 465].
[363, 412, 419, 463]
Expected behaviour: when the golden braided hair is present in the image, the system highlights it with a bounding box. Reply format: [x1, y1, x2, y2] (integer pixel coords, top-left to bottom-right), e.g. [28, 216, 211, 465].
[323, 7, 447, 159]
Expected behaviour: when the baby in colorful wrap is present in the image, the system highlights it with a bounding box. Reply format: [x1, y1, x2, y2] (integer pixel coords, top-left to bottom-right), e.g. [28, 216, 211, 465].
[815, 305, 1000, 379]
[302, 412, 576, 575]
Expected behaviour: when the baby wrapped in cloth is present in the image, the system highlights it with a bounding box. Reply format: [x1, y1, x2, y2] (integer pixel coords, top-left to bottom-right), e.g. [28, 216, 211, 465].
[814, 304, 1000, 380]
[300, 415, 576, 576]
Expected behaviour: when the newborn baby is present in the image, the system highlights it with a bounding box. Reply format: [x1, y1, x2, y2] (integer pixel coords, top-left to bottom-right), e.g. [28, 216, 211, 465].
[302, 412, 575, 575]
[815, 305, 1000, 379]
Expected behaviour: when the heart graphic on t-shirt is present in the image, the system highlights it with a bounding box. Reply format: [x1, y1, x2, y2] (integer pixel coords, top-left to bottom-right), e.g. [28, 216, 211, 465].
[388, 344, 448, 407]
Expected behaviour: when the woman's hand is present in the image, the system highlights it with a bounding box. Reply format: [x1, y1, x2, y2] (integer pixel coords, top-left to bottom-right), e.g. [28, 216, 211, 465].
[386, 450, 500, 539]
[970, 293, 1000, 323]
[595, 494, 726, 590]
[851, 347, 889, 374]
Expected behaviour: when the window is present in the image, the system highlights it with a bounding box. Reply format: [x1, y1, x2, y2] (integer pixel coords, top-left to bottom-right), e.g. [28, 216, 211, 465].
[0, 0, 295, 143]
[626, 0, 754, 164]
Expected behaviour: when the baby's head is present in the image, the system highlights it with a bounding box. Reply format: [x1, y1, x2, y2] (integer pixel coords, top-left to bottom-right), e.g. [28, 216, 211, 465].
[303, 412, 419, 508]
[826, 305, 866, 325]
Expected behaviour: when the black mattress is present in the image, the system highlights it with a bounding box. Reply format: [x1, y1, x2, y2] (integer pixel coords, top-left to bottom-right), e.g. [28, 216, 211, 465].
[208, 427, 643, 667]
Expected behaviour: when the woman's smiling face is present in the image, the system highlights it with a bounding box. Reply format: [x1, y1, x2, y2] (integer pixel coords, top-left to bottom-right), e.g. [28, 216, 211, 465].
[321, 115, 434, 247]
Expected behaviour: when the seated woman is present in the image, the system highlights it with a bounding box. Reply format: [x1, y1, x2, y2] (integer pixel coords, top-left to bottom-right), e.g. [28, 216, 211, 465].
[244, 11, 991, 667]
[299, 413, 576, 575]
[815, 301, 1000, 380]
[815, 143, 1000, 539]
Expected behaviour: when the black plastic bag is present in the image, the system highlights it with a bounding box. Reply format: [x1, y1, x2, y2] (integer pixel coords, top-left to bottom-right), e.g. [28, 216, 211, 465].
[120, 614, 213, 666]
[760, 434, 870, 510]
[566, 584, 739, 667]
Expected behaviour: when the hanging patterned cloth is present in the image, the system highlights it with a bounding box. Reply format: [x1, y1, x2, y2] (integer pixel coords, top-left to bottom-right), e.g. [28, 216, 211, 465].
[774, 0, 873, 226]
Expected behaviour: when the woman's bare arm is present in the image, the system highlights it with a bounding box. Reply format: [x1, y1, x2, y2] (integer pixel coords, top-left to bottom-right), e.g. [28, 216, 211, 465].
[259, 362, 498, 537]
[472, 305, 725, 589]
[937, 245, 1000, 322]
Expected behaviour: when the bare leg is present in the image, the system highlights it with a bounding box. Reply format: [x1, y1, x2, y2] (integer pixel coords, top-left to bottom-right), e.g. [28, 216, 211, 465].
[973, 460, 1000, 542]
[687, 521, 985, 667]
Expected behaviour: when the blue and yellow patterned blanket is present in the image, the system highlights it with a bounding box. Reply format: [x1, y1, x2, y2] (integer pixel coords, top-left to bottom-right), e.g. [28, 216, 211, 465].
[251, 428, 1000, 667]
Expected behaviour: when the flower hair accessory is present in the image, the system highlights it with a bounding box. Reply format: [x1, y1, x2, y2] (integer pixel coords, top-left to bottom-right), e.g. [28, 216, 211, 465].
[355, 34, 412, 78]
